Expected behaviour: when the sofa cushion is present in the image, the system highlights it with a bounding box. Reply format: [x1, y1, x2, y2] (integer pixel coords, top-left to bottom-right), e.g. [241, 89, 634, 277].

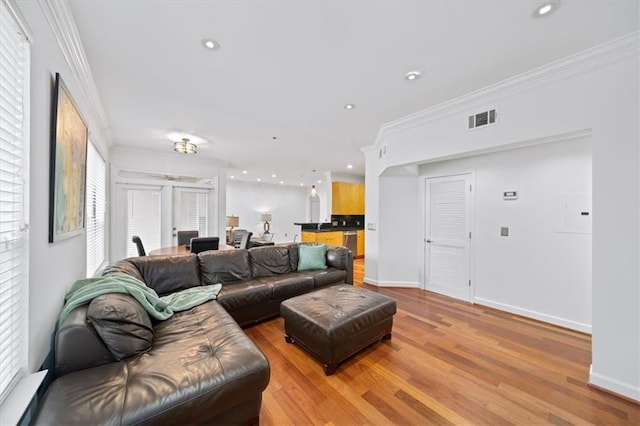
[249, 246, 291, 278]
[297, 243, 328, 271]
[217, 281, 273, 312]
[87, 293, 153, 361]
[284, 243, 299, 271]
[327, 245, 350, 270]
[307, 268, 347, 288]
[258, 275, 314, 300]
[199, 249, 251, 285]
[128, 255, 200, 296]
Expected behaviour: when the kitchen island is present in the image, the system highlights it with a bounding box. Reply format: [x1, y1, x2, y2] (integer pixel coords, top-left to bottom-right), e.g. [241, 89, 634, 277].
[294, 223, 364, 257]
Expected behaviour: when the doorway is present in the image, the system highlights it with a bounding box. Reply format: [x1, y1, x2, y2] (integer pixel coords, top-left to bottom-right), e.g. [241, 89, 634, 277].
[424, 173, 473, 302]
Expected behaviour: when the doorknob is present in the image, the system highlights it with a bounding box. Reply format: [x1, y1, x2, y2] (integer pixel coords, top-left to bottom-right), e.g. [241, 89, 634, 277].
[426, 239, 432, 243]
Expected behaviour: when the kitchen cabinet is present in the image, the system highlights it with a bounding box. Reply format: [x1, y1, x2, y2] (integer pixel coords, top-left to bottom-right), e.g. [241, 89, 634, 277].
[301, 231, 343, 246]
[357, 230, 365, 257]
[332, 182, 365, 215]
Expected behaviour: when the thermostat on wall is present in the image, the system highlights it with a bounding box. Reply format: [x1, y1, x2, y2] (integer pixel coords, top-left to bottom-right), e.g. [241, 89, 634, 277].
[503, 191, 518, 200]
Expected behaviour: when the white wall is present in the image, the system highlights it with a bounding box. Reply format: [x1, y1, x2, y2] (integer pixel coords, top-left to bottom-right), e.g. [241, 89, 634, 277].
[420, 137, 592, 331]
[109, 146, 228, 258]
[367, 34, 639, 400]
[17, 1, 110, 371]
[226, 180, 308, 243]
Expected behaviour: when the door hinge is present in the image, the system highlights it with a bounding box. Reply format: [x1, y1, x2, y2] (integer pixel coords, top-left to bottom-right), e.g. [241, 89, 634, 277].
[469, 231, 472, 239]
[468, 279, 471, 287]
[469, 184, 472, 192]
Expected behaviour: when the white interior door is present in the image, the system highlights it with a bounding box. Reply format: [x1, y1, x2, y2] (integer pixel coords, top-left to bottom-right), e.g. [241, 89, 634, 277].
[424, 174, 473, 301]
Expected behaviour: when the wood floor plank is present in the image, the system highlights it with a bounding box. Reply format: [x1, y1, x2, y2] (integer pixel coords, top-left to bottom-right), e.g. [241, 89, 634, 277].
[243, 259, 640, 425]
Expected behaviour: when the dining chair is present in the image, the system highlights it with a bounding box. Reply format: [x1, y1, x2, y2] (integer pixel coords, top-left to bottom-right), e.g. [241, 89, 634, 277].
[132, 235, 146, 256]
[177, 230, 199, 246]
[190, 237, 220, 254]
[240, 232, 253, 249]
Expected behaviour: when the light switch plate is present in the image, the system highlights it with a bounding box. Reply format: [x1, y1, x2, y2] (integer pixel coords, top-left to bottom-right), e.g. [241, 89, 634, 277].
[367, 223, 376, 231]
[501, 227, 509, 236]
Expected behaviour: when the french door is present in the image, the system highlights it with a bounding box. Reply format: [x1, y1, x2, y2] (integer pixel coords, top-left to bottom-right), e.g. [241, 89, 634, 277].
[424, 174, 473, 301]
[115, 184, 215, 259]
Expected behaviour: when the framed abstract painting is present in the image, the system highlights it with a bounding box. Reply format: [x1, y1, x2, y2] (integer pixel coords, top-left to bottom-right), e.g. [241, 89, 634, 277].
[49, 73, 88, 242]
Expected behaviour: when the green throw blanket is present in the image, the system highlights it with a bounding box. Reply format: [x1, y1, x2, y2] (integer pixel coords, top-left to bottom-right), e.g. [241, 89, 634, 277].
[58, 274, 222, 326]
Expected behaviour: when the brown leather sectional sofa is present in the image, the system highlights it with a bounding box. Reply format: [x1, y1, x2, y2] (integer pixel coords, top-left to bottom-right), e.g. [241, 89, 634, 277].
[32, 243, 353, 425]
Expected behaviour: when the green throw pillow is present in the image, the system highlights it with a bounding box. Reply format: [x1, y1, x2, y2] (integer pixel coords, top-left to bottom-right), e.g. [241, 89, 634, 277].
[297, 243, 328, 271]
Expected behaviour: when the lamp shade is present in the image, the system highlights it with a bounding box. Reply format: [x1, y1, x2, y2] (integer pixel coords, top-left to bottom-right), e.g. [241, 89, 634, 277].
[261, 213, 272, 222]
[226, 215, 239, 227]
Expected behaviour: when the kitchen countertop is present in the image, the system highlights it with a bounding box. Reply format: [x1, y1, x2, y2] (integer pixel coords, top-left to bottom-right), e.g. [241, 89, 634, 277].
[299, 227, 364, 233]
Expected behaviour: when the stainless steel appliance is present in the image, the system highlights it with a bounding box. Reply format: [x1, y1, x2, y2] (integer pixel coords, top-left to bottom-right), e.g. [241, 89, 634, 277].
[343, 231, 357, 256]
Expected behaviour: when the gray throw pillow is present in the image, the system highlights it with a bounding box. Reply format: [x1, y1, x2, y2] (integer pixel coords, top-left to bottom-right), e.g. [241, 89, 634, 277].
[87, 293, 153, 361]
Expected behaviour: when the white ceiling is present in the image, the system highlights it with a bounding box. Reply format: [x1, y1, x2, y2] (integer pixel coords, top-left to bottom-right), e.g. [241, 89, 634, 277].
[69, 0, 638, 186]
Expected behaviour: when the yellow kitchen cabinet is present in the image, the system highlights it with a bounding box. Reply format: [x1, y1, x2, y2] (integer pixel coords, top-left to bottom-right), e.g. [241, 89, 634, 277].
[356, 230, 365, 257]
[301, 231, 316, 243]
[302, 231, 343, 247]
[332, 182, 365, 215]
[315, 231, 343, 247]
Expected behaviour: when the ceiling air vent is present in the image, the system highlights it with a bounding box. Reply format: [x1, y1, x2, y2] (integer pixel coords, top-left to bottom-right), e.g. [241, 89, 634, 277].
[468, 108, 497, 130]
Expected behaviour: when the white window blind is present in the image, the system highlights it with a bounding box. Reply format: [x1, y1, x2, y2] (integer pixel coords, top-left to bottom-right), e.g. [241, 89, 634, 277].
[178, 189, 208, 236]
[86, 142, 106, 276]
[126, 188, 161, 257]
[0, 0, 30, 404]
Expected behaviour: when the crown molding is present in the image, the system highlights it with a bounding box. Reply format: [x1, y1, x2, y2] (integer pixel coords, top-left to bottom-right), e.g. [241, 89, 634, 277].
[376, 31, 640, 145]
[38, 0, 111, 147]
[3, 0, 34, 42]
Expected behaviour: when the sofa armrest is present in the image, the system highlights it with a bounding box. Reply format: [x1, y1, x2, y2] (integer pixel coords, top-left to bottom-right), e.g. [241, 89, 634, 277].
[55, 305, 114, 378]
[327, 246, 353, 284]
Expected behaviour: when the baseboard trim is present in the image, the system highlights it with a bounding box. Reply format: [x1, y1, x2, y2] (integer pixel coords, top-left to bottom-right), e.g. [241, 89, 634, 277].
[589, 365, 640, 402]
[474, 297, 592, 334]
[363, 278, 421, 288]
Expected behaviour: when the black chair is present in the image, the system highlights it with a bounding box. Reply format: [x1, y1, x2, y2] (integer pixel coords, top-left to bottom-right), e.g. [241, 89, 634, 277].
[239, 232, 253, 249]
[177, 230, 199, 247]
[190, 237, 220, 254]
[132, 235, 146, 256]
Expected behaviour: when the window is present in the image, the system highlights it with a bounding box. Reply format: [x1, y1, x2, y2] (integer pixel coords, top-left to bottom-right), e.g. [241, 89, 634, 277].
[0, 0, 30, 404]
[86, 142, 106, 276]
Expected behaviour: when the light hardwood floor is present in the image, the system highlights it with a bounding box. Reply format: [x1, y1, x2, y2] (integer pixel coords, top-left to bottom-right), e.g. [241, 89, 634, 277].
[244, 259, 639, 425]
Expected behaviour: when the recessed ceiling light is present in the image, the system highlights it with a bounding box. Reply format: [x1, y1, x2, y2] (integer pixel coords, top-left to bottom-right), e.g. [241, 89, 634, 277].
[344, 104, 355, 110]
[271, 174, 277, 178]
[257, 178, 261, 182]
[242, 170, 248, 174]
[534, 1, 559, 17]
[280, 181, 284, 184]
[317, 180, 322, 184]
[202, 39, 220, 50]
[299, 183, 304, 186]
[230, 175, 235, 179]
[347, 164, 353, 169]
[404, 70, 421, 81]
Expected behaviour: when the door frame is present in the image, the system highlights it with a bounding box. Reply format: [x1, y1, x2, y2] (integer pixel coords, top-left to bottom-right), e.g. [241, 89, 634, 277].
[420, 171, 476, 302]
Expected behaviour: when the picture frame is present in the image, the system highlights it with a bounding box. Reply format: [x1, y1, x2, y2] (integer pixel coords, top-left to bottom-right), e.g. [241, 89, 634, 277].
[49, 73, 88, 243]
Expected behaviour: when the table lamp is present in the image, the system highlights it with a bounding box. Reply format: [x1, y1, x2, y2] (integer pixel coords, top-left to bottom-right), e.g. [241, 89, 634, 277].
[226, 215, 239, 243]
[261, 213, 272, 233]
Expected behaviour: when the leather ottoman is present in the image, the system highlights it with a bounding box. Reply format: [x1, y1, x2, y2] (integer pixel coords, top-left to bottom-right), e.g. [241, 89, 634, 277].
[280, 284, 396, 375]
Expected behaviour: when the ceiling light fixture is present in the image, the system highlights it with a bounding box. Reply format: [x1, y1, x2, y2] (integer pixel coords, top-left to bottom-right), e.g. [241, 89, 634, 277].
[404, 70, 421, 81]
[230, 175, 235, 179]
[534, 1, 560, 17]
[271, 174, 277, 178]
[347, 164, 353, 169]
[344, 104, 355, 110]
[201, 38, 220, 50]
[242, 170, 248, 174]
[257, 178, 261, 182]
[174, 138, 197, 154]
